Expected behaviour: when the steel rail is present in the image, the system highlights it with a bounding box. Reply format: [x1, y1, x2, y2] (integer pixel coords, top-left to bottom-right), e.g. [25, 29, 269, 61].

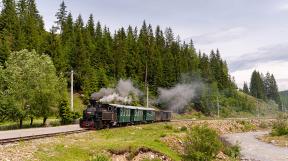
[0, 129, 87, 145]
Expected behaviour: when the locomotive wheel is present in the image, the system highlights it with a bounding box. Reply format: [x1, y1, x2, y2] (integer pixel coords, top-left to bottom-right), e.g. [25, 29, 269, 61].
[95, 121, 103, 130]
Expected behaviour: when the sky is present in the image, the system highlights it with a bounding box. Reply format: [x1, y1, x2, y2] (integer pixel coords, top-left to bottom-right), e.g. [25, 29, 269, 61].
[35, 0, 288, 91]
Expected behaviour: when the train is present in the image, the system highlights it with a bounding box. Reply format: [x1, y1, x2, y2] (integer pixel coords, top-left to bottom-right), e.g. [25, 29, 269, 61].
[80, 100, 172, 129]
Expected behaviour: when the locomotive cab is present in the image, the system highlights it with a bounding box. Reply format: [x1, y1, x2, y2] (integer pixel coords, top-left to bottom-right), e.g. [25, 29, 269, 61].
[80, 100, 117, 129]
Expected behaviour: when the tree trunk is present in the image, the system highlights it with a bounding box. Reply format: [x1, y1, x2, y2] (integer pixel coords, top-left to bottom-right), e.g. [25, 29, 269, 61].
[43, 117, 47, 126]
[30, 117, 33, 127]
[19, 118, 23, 129]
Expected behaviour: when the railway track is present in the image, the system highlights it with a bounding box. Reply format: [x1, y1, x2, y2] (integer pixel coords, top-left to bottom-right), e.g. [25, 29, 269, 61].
[0, 129, 87, 145]
[0, 117, 275, 145]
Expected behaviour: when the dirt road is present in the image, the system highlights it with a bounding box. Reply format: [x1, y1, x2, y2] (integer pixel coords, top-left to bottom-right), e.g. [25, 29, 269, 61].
[223, 131, 288, 161]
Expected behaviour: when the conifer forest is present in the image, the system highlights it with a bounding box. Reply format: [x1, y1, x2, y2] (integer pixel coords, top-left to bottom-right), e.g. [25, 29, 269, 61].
[0, 0, 283, 126]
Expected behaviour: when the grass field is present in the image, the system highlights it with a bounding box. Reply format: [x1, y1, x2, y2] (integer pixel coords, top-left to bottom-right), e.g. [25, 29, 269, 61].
[0, 118, 61, 131]
[33, 123, 182, 161]
[0, 119, 272, 160]
[259, 135, 288, 147]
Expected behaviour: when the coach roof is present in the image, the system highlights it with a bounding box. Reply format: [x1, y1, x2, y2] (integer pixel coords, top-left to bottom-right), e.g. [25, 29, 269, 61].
[109, 104, 155, 111]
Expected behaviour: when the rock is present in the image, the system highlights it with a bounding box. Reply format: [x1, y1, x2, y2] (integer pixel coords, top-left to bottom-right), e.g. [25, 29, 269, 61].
[216, 151, 226, 160]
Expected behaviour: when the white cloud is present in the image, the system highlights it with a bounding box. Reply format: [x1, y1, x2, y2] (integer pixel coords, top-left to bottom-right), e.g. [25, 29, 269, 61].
[232, 60, 288, 91]
[190, 27, 247, 45]
[229, 43, 288, 72]
[279, 4, 288, 11]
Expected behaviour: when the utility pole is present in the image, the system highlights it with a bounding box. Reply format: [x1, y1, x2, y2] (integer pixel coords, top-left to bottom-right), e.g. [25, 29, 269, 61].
[145, 63, 148, 108]
[71, 70, 74, 111]
[217, 96, 220, 118]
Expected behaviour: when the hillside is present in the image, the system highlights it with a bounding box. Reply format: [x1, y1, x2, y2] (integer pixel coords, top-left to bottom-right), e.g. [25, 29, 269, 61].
[240, 92, 280, 117]
[279, 90, 288, 111]
[175, 91, 280, 119]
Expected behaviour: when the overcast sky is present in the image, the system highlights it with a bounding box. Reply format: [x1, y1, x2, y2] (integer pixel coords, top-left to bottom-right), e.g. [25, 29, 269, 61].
[36, 0, 288, 91]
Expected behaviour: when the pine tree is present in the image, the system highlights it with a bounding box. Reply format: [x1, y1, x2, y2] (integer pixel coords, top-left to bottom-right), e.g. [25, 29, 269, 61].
[250, 70, 265, 99]
[269, 74, 281, 105]
[26, 0, 45, 53]
[243, 82, 249, 94]
[126, 25, 139, 79]
[264, 72, 272, 99]
[0, 0, 19, 62]
[84, 14, 96, 64]
[199, 53, 212, 81]
[112, 27, 127, 79]
[55, 1, 67, 32]
[72, 15, 90, 90]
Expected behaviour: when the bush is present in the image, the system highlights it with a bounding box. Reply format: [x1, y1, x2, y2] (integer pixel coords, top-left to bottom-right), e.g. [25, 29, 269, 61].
[259, 121, 269, 129]
[271, 119, 288, 136]
[163, 124, 173, 130]
[183, 125, 222, 161]
[180, 126, 187, 131]
[91, 154, 110, 161]
[159, 133, 166, 137]
[223, 144, 240, 159]
[58, 100, 80, 125]
[237, 120, 256, 132]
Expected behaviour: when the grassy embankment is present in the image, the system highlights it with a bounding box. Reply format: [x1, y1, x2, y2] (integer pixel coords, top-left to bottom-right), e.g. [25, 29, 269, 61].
[34, 123, 183, 161]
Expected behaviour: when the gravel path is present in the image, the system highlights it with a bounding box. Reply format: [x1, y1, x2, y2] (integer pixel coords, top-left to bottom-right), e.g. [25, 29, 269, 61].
[0, 124, 81, 140]
[223, 131, 288, 161]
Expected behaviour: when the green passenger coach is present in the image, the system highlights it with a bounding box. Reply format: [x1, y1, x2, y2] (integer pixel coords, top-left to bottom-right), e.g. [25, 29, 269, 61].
[110, 104, 155, 124]
[117, 107, 131, 123]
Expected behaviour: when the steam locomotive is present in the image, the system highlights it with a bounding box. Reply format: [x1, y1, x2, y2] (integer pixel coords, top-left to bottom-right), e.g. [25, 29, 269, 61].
[80, 100, 172, 129]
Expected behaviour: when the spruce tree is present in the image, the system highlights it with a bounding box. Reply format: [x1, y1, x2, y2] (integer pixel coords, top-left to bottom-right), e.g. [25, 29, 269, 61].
[55, 1, 67, 32]
[250, 70, 265, 99]
[270, 74, 281, 105]
[243, 82, 249, 94]
[0, 0, 19, 62]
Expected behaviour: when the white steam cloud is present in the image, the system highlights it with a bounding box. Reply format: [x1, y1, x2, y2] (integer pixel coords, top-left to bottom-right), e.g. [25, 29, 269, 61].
[157, 82, 202, 112]
[91, 79, 142, 104]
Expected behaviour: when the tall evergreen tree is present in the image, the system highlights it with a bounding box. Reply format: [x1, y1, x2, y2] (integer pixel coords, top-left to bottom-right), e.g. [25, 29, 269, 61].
[55, 1, 67, 32]
[250, 70, 265, 99]
[243, 82, 249, 94]
[0, 0, 19, 63]
[267, 74, 281, 105]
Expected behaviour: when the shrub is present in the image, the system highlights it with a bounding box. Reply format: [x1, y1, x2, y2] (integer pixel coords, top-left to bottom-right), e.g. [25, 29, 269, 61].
[58, 99, 80, 125]
[91, 154, 110, 161]
[183, 125, 222, 161]
[163, 124, 173, 130]
[159, 133, 166, 137]
[223, 144, 240, 159]
[259, 121, 269, 129]
[238, 120, 256, 132]
[271, 119, 288, 136]
[180, 126, 187, 131]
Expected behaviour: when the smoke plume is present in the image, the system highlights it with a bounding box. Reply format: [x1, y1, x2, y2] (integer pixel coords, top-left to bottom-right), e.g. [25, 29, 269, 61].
[116, 79, 142, 97]
[90, 79, 142, 104]
[157, 82, 202, 112]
